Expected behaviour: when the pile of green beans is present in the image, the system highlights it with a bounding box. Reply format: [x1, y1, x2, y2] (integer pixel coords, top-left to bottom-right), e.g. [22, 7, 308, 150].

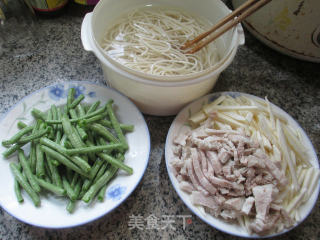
[2, 88, 134, 213]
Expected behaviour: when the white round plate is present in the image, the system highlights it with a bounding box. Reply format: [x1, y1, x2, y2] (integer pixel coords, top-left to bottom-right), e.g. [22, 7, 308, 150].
[0, 81, 150, 228]
[165, 92, 319, 238]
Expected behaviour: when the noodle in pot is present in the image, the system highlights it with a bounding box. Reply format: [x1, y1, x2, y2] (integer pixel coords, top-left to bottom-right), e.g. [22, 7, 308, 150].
[101, 6, 220, 76]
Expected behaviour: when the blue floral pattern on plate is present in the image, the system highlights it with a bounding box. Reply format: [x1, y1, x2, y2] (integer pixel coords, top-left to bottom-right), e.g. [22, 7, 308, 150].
[68, 85, 85, 98]
[107, 184, 126, 201]
[88, 91, 96, 98]
[208, 94, 221, 104]
[48, 84, 96, 101]
[49, 84, 65, 101]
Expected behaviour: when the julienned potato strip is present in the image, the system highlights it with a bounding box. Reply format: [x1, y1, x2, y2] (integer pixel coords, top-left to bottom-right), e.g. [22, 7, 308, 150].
[1, 88, 134, 213]
[188, 94, 320, 234]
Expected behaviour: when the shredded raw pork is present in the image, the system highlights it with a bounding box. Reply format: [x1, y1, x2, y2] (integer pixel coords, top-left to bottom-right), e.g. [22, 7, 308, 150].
[171, 116, 293, 235]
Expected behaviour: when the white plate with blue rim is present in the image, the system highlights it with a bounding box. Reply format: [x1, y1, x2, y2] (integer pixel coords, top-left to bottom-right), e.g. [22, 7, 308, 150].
[0, 81, 150, 228]
[165, 91, 319, 238]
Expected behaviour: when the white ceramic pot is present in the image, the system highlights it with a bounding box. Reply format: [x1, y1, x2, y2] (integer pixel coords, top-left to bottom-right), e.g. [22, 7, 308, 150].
[232, 0, 320, 62]
[81, 0, 245, 116]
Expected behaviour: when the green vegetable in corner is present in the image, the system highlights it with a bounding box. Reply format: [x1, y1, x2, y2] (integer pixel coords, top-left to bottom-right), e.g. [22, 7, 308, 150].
[2, 88, 134, 212]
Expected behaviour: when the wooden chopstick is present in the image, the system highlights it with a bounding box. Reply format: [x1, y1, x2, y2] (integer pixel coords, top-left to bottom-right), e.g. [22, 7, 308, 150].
[181, 0, 272, 54]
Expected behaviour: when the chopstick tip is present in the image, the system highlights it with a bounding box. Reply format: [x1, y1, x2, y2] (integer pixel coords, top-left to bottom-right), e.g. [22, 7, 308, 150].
[180, 40, 193, 50]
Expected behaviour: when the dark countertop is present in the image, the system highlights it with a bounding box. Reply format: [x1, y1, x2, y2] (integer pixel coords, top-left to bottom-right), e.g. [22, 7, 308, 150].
[0, 3, 319, 240]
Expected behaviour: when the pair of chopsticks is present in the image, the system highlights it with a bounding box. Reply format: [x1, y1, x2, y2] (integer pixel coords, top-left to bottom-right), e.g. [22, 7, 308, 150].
[181, 0, 272, 54]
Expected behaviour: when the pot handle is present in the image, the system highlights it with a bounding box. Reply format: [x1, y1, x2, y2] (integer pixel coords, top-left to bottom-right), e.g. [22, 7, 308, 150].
[81, 13, 93, 52]
[237, 23, 245, 46]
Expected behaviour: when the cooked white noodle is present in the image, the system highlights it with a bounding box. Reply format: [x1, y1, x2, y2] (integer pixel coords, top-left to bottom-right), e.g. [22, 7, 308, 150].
[101, 7, 220, 76]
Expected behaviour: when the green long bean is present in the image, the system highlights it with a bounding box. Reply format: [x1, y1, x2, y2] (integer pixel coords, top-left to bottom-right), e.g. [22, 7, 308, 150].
[14, 178, 24, 203]
[2, 126, 34, 146]
[41, 145, 89, 178]
[89, 123, 119, 143]
[66, 200, 76, 213]
[66, 178, 82, 213]
[36, 178, 65, 196]
[82, 165, 118, 203]
[70, 156, 91, 173]
[86, 101, 100, 114]
[35, 144, 45, 178]
[99, 119, 134, 132]
[69, 94, 85, 109]
[76, 104, 86, 117]
[97, 184, 107, 202]
[84, 138, 96, 162]
[17, 127, 51, 144]
[51, 105, 58, 131]
[106, 100, 128, 150]
[17, 121, 28, 129]
[46, 155, 63, 188]
[31, 108, 47, 121]
[79, 159, 104, 197]
[98, 153, 133, 175]
[40, 137, 67, 155]
[62, 176, 77, 201]
[10, 162, 40, 207]
[18, 149, 41, 193]
[67, 88, 75, 109]
[3, 143, 25, 158]
[66, 144, 123, 155]
[62, 116, 86, 148]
